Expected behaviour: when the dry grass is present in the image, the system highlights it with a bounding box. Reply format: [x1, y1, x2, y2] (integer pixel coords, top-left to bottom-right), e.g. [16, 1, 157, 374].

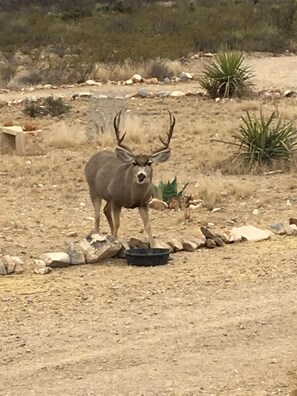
[92, 59, 182, 82]
[194, 174, 227, 210]
[44, 121, 87, 148]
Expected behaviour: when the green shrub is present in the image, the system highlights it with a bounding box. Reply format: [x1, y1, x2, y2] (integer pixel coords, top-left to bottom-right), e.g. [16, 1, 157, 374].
[198, 50, 254, 98]
[23, 96, 70, 118]
[153, 176, 189, 203]
[232, 110, 297, 167]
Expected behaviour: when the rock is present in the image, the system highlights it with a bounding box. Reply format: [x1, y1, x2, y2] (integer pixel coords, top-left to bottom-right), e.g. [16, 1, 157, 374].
[179, 72, 193, 81]
[66, 231, 79, 237]
[268, 223, 286, 235]
[153, 239, 173, 251]
[282, 89, 296, 97]
[131, 74, 143, 83]
[78, 92, 92, 99]
[125, 79, 134, 85]
[34, 259, 51, 274]
[189, 237, 205, 248]
[117, 241, 130, 259]
[66, 242, 86, 265]
[0, 262, 7, 275]
[157, 91, 170, 98]
[284, 224, 297, 236]
[206, 239, 216, 248]
[86, 232, 107, 245]
[10, 256, 24, 274]
[204, 52, 215, 57]
[163, 77, 171, 84]
[167, 238, 183, 252]
[3, 255, 16, 274]
[181, 239, 197, 252]
[83, 80, 102, 86]
[169, 91, 186, 97]
[230, 225, 273, 242]
[84, 241, 122, 264]
[128, 238, 148, 249]
[137, 88, 149, 98]
[222, 230, 242, 243]
[149, 198, 168, 211]
[39, 252, 71, 268]
[289, 217, 297, 226]
[200, 227, 225, 247]
[144, 77, 158, 84]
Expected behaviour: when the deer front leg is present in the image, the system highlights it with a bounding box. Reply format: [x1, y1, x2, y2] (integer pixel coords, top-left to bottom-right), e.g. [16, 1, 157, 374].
[138, 206, 155, 248]
[111, 203, 122, 240]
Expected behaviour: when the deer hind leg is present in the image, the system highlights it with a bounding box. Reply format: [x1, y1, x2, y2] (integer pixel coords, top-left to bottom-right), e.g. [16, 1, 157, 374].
[103, 201, 114, 236]
[111, 203, 122, 240]
[138, 206, 155, 247]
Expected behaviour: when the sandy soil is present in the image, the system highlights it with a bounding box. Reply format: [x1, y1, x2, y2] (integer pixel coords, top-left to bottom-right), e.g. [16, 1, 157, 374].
[1, 54, 297, 396]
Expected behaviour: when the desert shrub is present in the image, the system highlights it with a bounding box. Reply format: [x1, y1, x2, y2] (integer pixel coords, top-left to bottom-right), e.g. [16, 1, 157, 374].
[232, 110, 297, 167]
[0, 63, 17, 83]
[23, 97, 70, 118]
[198, 50, 254, 98]
[148, 59, 181, 80]
[18, 71, 42, 85]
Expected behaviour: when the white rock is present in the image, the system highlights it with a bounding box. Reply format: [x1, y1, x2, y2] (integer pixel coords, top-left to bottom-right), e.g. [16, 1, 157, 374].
[169, 91, 186, 97]
[179, 72, 193, 81]
[78, 92, 92, 98]
[149, 198, 168, 211]
[67, 242, 86, 265]
[253, 209, 259, 215]
[84, 80, 102, 86]
[181, 239, 197, 252]
[231, 225, 273, 242]
[131, 74, 143, 83]
[34, 259, 51, 274]
[3, 255, 15, 274]
[167, 238, 183, 252]
[39, 252, 70, 268]
[125, 79, 134, 85]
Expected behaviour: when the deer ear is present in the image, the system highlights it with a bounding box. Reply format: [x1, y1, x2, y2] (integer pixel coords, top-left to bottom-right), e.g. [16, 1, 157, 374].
[115, 146, 134, 163]
[151, 149, 171, 163]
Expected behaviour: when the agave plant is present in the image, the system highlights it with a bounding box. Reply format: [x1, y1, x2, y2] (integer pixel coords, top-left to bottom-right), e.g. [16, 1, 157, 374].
[153, 176, 189, 203]
[233, 110, 297, 167]
[198, 50, 254, 98]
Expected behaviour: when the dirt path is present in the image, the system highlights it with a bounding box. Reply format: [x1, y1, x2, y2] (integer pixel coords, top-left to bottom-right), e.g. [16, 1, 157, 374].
[1, 54, 297, 396]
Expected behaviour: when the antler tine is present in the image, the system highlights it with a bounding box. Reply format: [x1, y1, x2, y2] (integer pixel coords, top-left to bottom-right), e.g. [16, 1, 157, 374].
[113, 110, 132, 152]
[153, 110, 175, 153]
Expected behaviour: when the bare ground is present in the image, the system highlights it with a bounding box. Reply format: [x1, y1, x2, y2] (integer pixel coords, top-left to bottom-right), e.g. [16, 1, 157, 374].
[1, 54, 297, 396]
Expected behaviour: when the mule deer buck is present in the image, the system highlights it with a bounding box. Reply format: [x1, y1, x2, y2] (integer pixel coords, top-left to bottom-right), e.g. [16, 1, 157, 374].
[85, 110, 175, 247]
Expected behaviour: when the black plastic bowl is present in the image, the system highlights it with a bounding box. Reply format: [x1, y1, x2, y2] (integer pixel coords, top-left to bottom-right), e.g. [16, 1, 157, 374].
[125, 248, 171, 267]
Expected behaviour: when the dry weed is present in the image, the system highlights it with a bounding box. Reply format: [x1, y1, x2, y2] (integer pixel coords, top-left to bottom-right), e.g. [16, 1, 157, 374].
[195, 174, 227, 211]
[44, 121, 87, 148]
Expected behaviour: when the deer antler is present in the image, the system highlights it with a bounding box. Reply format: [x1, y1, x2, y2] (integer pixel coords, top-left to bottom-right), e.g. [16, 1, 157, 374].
[113, 110, 133, 152]
[152, 110, 175, 153]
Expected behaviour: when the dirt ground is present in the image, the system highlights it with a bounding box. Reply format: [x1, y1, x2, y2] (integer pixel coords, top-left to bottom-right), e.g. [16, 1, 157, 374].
[1, 54, 297, 396]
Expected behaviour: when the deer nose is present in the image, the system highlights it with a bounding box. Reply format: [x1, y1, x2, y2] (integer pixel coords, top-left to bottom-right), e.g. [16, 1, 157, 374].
[137, 173, 146, 183]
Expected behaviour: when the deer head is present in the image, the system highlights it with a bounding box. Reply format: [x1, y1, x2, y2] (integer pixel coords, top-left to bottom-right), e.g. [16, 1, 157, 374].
[113, 110, 175, 185]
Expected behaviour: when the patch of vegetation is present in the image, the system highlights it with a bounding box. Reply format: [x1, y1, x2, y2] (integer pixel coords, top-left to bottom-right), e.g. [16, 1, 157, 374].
[23, 97, 70, 118]
[198, 50, 254, 98]
[153, 176, 189, 203]
[233, 110, 297, 167]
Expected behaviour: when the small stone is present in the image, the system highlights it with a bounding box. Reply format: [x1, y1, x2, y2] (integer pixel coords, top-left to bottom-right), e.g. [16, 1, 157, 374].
[149, 198, 168, 211]
[167, 238, 183, 252]
[66, 242, 86, 265]
[131, 74, 143, 83]
[206, 239, 216, 248]
[282, 89, 296, 97]
[253, 209, 259, 215]
[79, 239, 122, 263]
[200, 227, 225, 247]
[284, 224, 297, 236]
[179, 72, 193, 81]
[3, 255, 16, 274]
[11, 256, 24, 274]
[137, 88, 149, 98]
[117, 242, 130, 259]
[163, 78, 171, 84]
[268, 223, 286, 235]
[39, 252, 70, 268]
[181, 239, 197, 252]
[0, 262, 7, 275]
[153, 239, 172, 251]
[189, 237, 205, 248]
[34, 259, 51, 274]
[128, 238, 148, 249]
[66, 231, 79, 237]
[78, 92, 92, 98]
[144, 77, 158, 84]
[169, 91, 186, 97]
[125, 79, 134, 85]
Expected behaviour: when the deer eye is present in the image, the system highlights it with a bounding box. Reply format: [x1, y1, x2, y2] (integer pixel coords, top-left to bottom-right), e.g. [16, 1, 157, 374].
[147, 161, 152, 166]
[132, 161, 138, 166]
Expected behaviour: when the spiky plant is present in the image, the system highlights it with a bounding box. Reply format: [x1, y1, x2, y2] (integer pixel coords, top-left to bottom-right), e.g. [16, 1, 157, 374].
[233, 111, 297, 167]
[198, 50, 254, 98]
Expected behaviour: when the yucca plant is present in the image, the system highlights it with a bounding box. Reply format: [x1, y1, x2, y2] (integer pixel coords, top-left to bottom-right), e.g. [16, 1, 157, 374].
[233, 111, 297, 167]
[198, 50, 254, 98]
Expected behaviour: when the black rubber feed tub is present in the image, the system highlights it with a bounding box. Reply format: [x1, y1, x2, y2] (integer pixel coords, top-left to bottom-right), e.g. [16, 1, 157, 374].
[125, 248, 171, 267]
